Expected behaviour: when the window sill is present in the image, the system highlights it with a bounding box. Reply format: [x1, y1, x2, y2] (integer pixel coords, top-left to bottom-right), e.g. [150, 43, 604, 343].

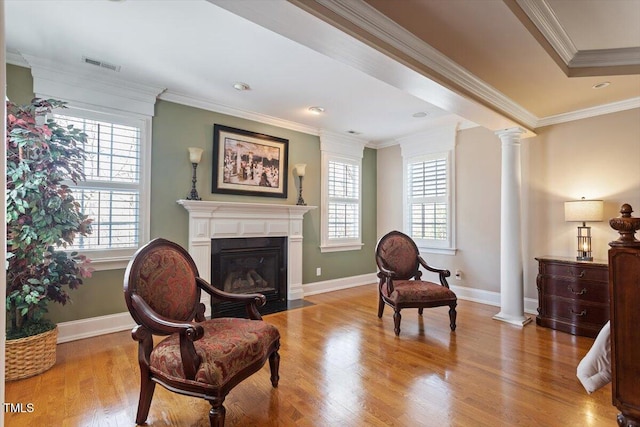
[89, 256, 132, 271]
[81, 248, 137, 271]
[417, 246, 457, 256]
[320, 243, 364, 253]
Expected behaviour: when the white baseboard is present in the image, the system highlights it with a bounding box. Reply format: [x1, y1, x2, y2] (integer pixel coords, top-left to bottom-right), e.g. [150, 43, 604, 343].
[57, 312, 135, 344]
[302, 273, 378, 296]
[451, 284, 539, 316]
[524, 297, 539, 316]
[56, 276, 538, 343]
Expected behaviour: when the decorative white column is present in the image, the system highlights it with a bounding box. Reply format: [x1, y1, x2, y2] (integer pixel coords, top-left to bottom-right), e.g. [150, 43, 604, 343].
[493, 128, 532, 326]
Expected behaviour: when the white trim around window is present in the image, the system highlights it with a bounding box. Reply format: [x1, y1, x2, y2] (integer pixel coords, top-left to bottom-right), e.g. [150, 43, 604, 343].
[53, 106, 152, 270]
[29, 58, 163, 270]
[400, 123, 458, 255]
[319, 131, 367, 253]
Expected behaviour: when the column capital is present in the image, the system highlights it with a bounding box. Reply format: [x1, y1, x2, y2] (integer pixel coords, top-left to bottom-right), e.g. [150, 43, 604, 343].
[495, 127, 526, 142]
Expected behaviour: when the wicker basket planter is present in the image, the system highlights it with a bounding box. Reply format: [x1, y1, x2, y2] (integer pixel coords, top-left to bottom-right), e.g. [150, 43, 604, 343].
[5, 327, 58, 381]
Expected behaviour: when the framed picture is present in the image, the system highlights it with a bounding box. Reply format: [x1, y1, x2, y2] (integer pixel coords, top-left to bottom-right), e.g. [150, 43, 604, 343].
[212, 124, 289, 198]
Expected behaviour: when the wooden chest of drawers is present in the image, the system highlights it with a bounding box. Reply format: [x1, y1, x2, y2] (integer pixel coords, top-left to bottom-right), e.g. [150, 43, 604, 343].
[535, 256, 609, 338]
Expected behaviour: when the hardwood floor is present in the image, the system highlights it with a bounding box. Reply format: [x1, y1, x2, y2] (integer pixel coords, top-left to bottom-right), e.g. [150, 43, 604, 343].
[6, 284, 617, 426]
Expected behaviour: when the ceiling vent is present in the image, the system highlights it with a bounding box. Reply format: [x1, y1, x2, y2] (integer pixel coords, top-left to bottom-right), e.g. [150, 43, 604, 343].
[82, 56, 121, 72]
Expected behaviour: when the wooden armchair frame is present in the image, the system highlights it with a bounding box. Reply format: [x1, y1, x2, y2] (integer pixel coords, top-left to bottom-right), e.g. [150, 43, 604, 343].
[124, 238, 280, 427]
[375, 230, 457, 336]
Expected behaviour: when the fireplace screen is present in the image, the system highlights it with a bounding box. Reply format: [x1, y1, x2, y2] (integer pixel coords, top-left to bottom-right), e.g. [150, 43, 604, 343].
[211, 237, 287, 317]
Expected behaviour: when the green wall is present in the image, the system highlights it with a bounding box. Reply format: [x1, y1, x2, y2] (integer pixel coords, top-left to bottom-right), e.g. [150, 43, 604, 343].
[6, 64, 377, 324]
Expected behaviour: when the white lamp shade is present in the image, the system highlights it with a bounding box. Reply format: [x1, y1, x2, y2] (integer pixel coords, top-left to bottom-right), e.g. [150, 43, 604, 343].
[295, 163, 307, 177]
[564, 199, 604, 222]
[188, 147, 204, 164]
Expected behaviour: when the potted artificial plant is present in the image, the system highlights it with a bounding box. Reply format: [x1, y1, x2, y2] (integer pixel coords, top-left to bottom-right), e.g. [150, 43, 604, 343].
[5, 98, 93, 380]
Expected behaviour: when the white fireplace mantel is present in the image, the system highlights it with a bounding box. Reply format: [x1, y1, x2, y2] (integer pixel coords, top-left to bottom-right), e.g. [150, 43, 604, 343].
[177, 200, 316, 304]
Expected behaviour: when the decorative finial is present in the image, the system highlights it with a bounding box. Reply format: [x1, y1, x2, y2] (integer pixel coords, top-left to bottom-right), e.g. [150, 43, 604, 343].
[609, 204, 640, 247]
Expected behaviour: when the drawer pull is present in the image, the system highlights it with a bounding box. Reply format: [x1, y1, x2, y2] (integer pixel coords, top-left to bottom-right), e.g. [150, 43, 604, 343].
[569, 270, 586, 278]
[571, 309, 587, 317]
[568, 286, 587, 295]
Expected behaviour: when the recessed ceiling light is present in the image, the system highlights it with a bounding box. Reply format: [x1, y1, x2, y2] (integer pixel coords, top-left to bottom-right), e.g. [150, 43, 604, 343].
[592, 82, 610, 89]
[412, 112, 428, 118]
[308, 106, 325, 115]
[233, 82, 251, 91]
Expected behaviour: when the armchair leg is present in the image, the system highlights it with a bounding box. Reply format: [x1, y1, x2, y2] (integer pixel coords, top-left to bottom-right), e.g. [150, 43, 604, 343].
[418, 307, 424, 315]
[378, 294, 385, 318]
[393, 310, 402, 336]
[135, 375, 156, 425]
[449, 302, 457, 331]
[269, 348, 280, 387]
[208, 398, 226, 427]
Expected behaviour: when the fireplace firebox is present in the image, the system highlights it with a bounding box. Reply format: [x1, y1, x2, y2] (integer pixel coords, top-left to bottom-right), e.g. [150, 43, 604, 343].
[210, 237, 287, 317]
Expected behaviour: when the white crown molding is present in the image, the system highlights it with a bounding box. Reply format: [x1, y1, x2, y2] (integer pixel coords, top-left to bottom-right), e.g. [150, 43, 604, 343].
[315, 0, 539, 129]
[537, 97, 640, 127]
[368, 116, 478, 149]
[319, 129, 367, 158]
[5, 50, 29, 67]
[516, 0, 640, 69]
[515, 0, 576, 64]
[161, 92, 378, 146]
[570, 47, 640, 68]
[369, 139, 399, 150]
[319, 129, 368, 146]
[24, 55, 164, 116]
[160, 90, 321, 137]
[399, 122, 458, 158]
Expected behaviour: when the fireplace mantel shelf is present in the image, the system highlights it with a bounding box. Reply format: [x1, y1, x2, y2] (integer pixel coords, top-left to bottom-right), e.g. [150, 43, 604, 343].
[177, 200, 316, 311]
[177, 199, 316, 217]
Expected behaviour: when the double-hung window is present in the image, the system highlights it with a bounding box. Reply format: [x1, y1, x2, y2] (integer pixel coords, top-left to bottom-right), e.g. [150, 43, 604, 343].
[407, 153, 449, 243]
[328, 159, 360, 240]
[30, 60, 159, 269]
[320, 133, 365, 252]
[54, 108, 151, 269]
[401, 125, 457, 254]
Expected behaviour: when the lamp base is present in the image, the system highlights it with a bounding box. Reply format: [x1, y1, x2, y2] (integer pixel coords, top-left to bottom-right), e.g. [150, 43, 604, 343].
[296, 175, 306, 206]
[186, 162, 201, 201]
[576, 224, 592, 262]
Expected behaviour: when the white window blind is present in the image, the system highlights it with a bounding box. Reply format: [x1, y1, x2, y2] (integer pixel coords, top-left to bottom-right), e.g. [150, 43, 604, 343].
[408, 157, 448, 241]
[328, 160, 359, 239]
[54, 114, 141, 250]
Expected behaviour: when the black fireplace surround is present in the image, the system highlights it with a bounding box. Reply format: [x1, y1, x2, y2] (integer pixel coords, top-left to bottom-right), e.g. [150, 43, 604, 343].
[210, 237, 287, 317]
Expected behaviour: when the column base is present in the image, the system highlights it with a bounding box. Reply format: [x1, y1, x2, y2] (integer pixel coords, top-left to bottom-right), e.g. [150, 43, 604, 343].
[493, 312, 533, 327]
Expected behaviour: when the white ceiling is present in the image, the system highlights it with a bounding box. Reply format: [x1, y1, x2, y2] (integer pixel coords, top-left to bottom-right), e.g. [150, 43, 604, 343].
[5, 0, 640, 146]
